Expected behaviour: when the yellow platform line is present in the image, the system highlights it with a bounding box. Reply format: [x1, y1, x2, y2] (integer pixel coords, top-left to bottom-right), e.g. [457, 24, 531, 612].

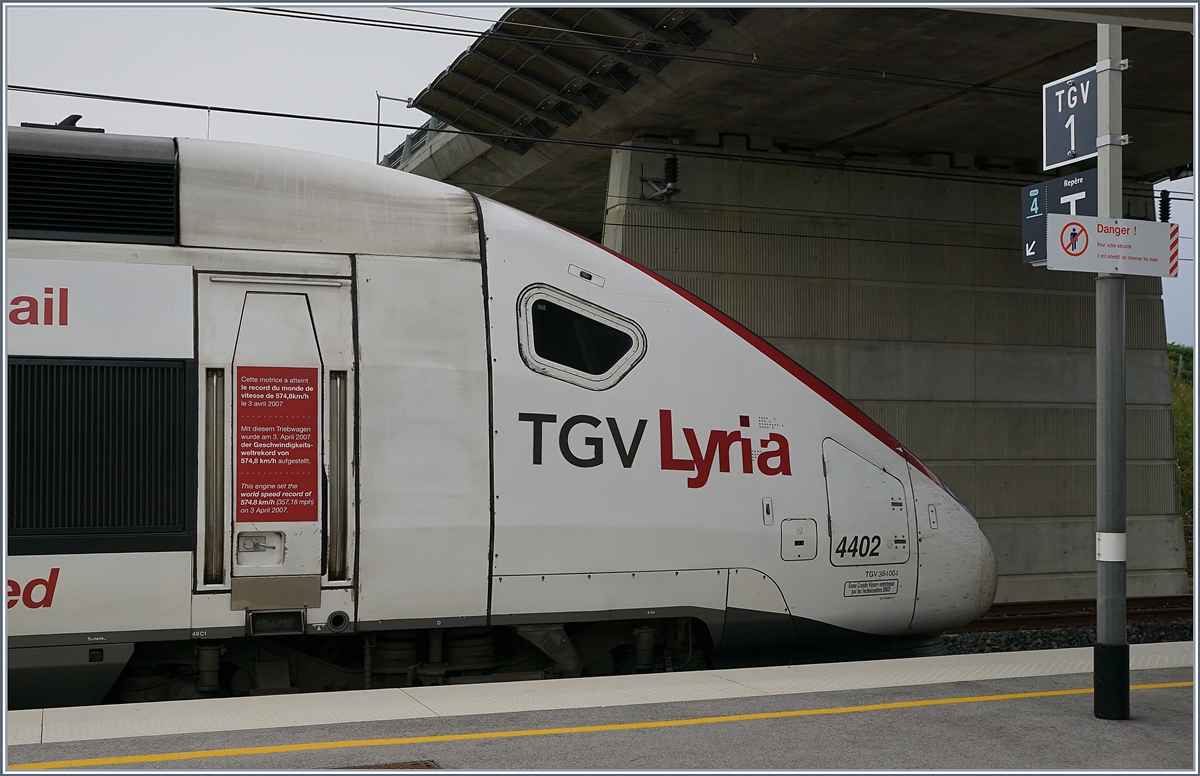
[11, 681, 1192, 770]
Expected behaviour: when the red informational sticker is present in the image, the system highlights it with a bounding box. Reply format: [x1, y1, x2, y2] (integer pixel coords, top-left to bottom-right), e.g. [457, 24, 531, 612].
[236, 366, 319, 522]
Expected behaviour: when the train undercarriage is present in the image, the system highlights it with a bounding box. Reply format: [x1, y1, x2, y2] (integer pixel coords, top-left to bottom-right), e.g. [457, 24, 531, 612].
[101, 618, 714, 704]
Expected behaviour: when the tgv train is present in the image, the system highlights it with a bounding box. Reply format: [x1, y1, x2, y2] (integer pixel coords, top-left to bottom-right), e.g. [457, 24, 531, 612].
[5, 126, 997, 709]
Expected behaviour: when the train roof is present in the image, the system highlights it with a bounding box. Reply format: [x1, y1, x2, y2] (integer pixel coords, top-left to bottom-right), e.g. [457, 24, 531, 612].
[7, 126, 481, 260]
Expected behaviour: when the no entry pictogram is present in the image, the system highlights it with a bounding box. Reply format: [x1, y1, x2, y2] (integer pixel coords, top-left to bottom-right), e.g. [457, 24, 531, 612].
[1060, 221, 1088, 256]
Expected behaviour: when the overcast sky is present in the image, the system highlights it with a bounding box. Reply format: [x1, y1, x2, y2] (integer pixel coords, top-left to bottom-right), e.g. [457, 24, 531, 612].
[5, 5, 506, 162]
[4, 4, 1194, 345]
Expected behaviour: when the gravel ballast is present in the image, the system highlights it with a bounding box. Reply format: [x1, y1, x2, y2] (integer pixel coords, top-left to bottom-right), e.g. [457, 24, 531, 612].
[941, 619, 1193, 654]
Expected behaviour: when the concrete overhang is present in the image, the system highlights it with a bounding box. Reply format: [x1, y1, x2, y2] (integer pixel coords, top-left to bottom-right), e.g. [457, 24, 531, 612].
[955, 6, 1194, 33]
[391, 6, 1194, 239]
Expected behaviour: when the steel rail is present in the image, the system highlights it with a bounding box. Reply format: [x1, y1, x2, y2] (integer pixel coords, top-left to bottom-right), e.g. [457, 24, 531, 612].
[947, 595, 1194, 633]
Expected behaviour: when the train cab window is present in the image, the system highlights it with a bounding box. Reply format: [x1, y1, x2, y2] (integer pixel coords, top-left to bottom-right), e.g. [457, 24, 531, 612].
[517, 285, 646, 390]
[532, 300, 632, 375]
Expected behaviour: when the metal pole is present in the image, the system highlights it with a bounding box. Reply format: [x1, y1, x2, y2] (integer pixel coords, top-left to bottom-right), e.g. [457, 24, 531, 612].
[375, 94, 415, 167]
[1094, 22, 1129, 721]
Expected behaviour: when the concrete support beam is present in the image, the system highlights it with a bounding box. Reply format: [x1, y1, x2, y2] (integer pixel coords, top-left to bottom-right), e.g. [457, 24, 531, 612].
[954, 7, 1192, 33]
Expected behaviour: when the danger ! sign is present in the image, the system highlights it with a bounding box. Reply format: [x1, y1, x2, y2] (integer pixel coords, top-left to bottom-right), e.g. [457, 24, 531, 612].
[1045, 214, 1178, 277]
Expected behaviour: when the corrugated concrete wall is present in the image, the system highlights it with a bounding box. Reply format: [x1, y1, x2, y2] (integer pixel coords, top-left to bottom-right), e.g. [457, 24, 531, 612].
[603, 143, 1188, 603]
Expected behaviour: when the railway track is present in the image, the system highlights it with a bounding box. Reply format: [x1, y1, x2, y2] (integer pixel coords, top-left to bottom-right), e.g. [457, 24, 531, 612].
[947, 595, 1195, 633]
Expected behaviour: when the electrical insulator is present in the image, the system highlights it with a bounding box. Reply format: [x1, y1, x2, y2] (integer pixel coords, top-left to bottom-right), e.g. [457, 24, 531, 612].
[1159, 190, 1171, 223]
[664, 155, 679, 187]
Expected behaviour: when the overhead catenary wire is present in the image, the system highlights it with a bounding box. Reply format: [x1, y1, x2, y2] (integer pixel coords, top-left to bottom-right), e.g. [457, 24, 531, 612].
[211, 5, 1185, 119]
[521, 218, 1197, 261]
[438, 185, 1195, 237]
[10, 83, 1193, 196]
[8, 84, 1193, 263]
[0, 84, 1032, 187]
[389, 7, 503, 25]
[387, 6, 720, 49]
[452, 184, 1195, 214]
[391, 4, 1042, 87]
[388, 6, 706, 48]
[215, 6, 1178, 107]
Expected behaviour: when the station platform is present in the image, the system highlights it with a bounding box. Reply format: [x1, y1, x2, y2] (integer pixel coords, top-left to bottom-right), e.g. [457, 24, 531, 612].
[7, 642, 1194, 770]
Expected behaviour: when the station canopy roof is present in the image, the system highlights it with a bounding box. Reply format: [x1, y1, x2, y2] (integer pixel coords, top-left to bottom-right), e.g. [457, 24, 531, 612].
[399, 6, 1194, 238]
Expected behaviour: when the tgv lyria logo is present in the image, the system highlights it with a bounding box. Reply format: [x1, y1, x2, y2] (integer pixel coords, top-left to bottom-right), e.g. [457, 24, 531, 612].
[518, 410, 791, 489]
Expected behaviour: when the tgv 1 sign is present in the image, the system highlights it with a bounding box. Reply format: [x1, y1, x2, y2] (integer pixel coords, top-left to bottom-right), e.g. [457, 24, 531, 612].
[1044, 66, 1098, 170]
[1046, 214, 1179, 277]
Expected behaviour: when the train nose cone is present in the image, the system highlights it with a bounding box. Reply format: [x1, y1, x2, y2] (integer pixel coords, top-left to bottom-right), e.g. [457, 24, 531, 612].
[907, 494, 998, 634]
[977, 532, 999, 618]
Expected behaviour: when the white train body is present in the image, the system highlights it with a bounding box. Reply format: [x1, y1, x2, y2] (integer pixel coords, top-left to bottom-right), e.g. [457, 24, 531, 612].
[5, 128, 996, 707]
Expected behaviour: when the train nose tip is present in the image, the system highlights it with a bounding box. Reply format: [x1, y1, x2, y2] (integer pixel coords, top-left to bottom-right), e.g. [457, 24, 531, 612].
[976, 533, 999, 618]
[907, 495, 998, 633]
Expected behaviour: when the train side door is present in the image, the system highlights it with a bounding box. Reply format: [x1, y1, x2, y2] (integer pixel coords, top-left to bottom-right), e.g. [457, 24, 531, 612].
[196, 274, 355, 606]
[822, 438, 918, 631]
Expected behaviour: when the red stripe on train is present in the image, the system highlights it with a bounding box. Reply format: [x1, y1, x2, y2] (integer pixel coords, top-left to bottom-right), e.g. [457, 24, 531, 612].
[579, 236, 948, 491]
